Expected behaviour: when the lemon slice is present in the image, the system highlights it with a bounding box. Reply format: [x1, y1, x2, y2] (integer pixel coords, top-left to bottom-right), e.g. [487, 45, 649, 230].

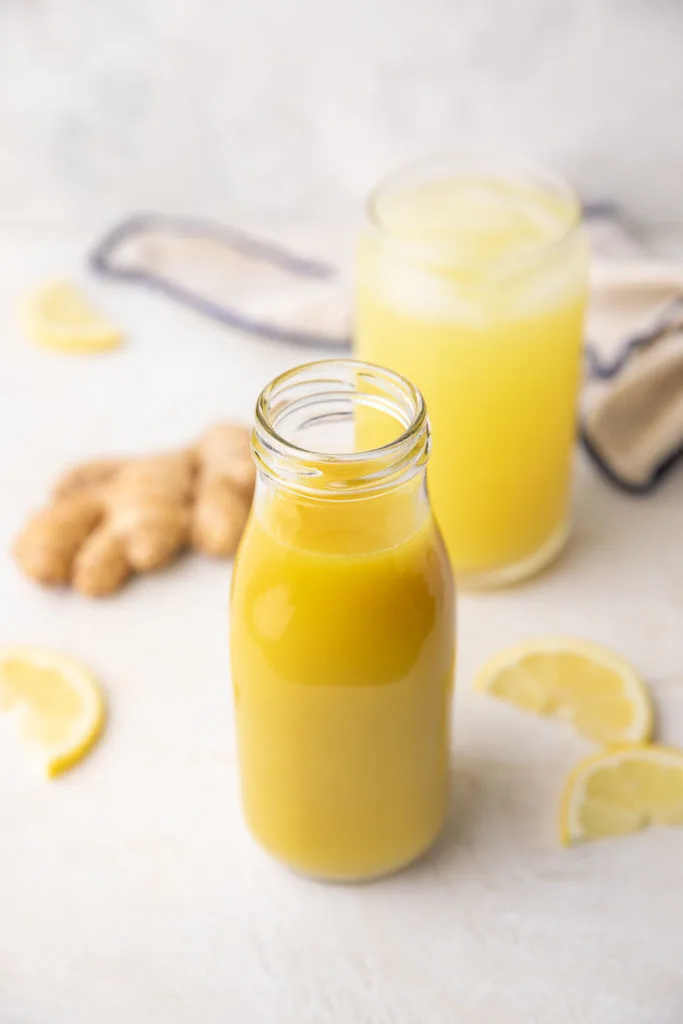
[0, 647, 106, 777]
[475, 637, 652, 745]
[561, 744, 683, 844]
[21, 280, 122, 353]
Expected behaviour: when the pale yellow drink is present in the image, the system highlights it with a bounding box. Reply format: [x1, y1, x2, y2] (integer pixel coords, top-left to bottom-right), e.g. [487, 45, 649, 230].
[356, 160, 588, 586]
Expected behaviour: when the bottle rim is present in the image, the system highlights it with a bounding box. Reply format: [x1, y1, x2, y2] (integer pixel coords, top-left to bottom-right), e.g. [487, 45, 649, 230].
[253, 358, 430, 498]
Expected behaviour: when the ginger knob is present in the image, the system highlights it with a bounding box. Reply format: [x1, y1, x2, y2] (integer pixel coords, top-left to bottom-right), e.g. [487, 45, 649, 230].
[72, 527, 130, 597]
[101, 452, 195, 572]
[192, 479, 250, 557]
[192, 423, 254, 557]
[196, 423, 256, 498]
[54, 458, 125, 500]
[13, 494, 103, 586]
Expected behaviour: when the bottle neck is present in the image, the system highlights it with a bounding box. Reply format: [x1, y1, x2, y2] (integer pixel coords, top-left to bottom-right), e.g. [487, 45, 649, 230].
[253, 467, 430, 555]
[251, 359, 432, 554]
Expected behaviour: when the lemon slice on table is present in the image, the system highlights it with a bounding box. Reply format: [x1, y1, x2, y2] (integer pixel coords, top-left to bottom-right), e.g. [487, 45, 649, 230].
[561, 744, 683, 845]
[0, 647, 106, 777]
[21, 280, 122, 353]
[475, 637, 652, 745]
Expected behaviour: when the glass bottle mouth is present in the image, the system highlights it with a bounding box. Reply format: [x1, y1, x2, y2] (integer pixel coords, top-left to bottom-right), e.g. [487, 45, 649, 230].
[366, 152, 583, 276]
[253, 359, 430, 499]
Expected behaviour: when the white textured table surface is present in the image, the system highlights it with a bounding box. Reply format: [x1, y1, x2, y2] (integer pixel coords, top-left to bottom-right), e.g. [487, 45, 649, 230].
[2, 227, 683, 1024]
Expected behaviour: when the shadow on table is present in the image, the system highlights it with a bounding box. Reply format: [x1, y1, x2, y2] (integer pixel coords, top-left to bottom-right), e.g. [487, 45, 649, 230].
[397, 755, 534, 884]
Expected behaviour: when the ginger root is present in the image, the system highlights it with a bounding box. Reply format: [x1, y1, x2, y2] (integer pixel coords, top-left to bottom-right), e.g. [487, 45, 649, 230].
[54, 458, 125, 500]
[195, 423, 255, 498]
[191, 424, 254, 557]
[73, 528, 130, 597]
[71, 452, 196, 596]
[14, 494, 103, 585]
[13, 423, 255, 597]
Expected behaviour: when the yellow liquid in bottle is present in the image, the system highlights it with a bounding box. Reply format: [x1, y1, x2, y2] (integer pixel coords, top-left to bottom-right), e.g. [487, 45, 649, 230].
[230, 484, 455, 881]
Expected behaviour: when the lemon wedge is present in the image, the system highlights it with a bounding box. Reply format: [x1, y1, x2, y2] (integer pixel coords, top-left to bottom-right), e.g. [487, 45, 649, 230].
[561, 744, 683, 844]
[0, 647, 106, 777]
[21, 280, 122, 353]
[475, 637, 652, 745]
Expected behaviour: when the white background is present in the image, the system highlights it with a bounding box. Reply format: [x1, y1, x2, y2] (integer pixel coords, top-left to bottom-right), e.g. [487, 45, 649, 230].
[1, 0, 683, 229]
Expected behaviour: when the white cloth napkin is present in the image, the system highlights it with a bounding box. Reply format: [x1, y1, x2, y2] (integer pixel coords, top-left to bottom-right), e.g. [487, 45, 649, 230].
[90, 209, 683, 493]
[90, 214, 350, 349]
[583, 262, 683, 491]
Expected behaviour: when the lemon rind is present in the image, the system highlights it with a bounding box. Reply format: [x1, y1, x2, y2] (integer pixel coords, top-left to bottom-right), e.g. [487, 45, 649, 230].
[0, 646, 106, 778]
[560, 743, 683, 846]
[474, 636, 653, 744]
[20, 281, 122, 354]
